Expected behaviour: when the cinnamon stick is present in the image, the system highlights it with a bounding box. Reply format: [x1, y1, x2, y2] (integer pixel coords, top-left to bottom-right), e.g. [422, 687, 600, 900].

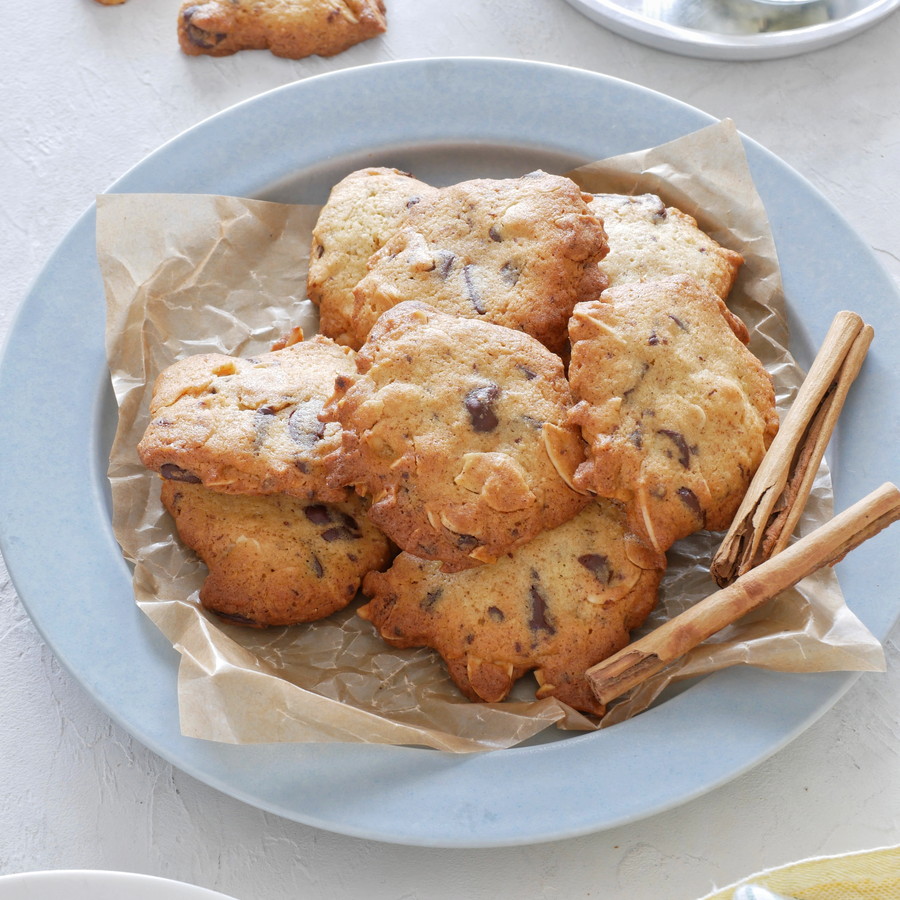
[711, 311, 873, 587]
[588, 482, 900, 707]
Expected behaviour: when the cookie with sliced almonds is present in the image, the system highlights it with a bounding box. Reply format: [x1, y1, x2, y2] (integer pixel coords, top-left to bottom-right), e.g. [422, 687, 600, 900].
[349, 170, 608, 355]
[307, 167, 437, 348]
[589, 193, 744, 300]
[567, 275, 778, 554]
[359, 501, 665, 715]
[177, 0, 387, 60]
[138, 334, 355, 503]
[321, 301, 590, 572]
[161, 481, 393, 627]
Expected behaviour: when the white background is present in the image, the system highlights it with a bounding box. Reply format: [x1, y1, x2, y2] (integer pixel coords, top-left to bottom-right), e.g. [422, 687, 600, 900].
[2, 1, 900, 898]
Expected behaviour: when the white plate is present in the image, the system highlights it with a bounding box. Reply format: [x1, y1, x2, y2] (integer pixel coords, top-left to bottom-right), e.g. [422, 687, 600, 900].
[0, 871, 235, 900]
[1, 58, 899, 848]
[562, 0, 900, 60]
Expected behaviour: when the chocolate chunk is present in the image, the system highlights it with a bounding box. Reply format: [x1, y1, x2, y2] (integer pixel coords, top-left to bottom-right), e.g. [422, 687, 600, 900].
[321, 526, 360, 542]
[516, 364, 537, 380]
[628, 426, 643, 449]
[160, 463, 202, 483]
[658, 429, 692, 468]
[677, 486, 706, 524]
[528, 573, 555, 635]
[406, 196, 422, 209]
[288, 399, 326, 449]
[455, 534, 481, 551]
[499, 261, 520, 286]
[464, 383, 501, 432]
[435, 249, 456, 278]
[648, 331, 660, 346]
[181, 7, 228, 49]
[463, 264, 486, 314]
[422, 588, 443, 610]
[487, 605, 505, 623]
[668, 314, 688, 331]
[215, 611, 259, 626]
[303, 504, 333, 525]
[309, 554, 325, 579]
[488, 225, 502, 242]
[253, 405, 276, 449]
[578, 553, 612, 584]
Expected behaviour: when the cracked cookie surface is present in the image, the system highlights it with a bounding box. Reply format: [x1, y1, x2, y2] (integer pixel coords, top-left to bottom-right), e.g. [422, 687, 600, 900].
[162, 481, 393, 626]
[138, 335, 355, 503]
[360, 501, 665, 715]
[307, 167, 437, 348]
[589, 193, 743, 299]
[322, 301, 590, 572]
[567, 275, 778, 554]
[349, 171, 608, 355]
[178, 0, 387, 59]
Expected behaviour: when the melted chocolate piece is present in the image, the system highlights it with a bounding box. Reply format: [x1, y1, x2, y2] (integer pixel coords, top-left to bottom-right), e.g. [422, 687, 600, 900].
[182, 7, 228, 49]
[487, 605, 505, 623]
[463, 264, 486, 314]
[658, 429, 692, 468]
[160, 463, 202, 484]
[464, 383, 501, 432]
[435, 249, 456, 278]
[304, 504, 332, 525]
[488, 225, 502, 242]
[528, 575, 555, 635]
[288, 399, 326, 449]
[455, 534, 481, 551]
[422, 588, 443, 611]
[310, 554, 325, 579]
[578, 553, 612, 584]
[677, 486, 706, 524]
[499, 261, 520, 286]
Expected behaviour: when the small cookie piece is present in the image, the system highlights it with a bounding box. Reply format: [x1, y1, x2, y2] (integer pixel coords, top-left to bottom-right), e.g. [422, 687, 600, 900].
[322, 301, 591, 572]
[307, 167, 436, 348]
[568, 276, 778, 554]
[589, 193, 743, 299]
[162, 481, 393, 626]
[349, 171, 608, 355]
[360, 502, 665, 715]
[178, 0, 387, 59]
[138, 335, 354, 503]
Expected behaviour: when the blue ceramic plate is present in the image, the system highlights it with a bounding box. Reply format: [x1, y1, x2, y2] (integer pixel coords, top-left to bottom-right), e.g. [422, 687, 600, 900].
[1, 58, 898, 848]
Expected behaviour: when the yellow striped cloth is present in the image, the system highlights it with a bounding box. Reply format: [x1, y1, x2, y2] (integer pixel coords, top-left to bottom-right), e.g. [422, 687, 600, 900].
[698, 845, 900, 899]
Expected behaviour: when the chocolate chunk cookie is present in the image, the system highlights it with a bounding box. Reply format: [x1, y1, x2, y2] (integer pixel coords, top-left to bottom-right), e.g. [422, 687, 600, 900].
[589, 193, 744, 299]
[178, 0, 387, 59]
[162, 481, 393, 626]
[138, 335, 354, 503]
[567, 276, 778, 553]
[350, 171, 609, 355]
[322, 301, 591, 572]
[360, 501, 665, 715]
[307, 167, 437, 348]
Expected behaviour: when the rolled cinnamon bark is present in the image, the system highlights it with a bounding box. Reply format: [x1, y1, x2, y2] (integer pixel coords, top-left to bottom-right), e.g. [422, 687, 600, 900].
[711, 311, 873, 587]
[588, 482, 900, 706]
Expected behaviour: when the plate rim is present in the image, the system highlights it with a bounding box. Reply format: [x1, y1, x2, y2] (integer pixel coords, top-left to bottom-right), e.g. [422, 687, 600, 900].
[561, 0, 900, 60]
[1, 57, 899, 848]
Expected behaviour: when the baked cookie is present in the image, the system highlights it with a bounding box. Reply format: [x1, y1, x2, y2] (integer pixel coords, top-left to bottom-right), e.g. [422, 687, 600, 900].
[349, 171, 609, 355]
[307, 167, 436, 348]
[178, 0, 387, 59]
[322, 301, 591, 572]
[360, 501, 665, 715]
[162, 481, 393, 626]
[567, 275, 778, 553]
[138, 335, 354, 503]
[589, 193, 743, 299]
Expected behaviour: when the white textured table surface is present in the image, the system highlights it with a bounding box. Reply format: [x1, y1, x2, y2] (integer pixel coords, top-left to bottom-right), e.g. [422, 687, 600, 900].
[3, 2, 900, 898]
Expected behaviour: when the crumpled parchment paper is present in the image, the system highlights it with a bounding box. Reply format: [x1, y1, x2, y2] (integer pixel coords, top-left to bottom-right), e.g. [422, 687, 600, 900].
[99, 118, 884, 753]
